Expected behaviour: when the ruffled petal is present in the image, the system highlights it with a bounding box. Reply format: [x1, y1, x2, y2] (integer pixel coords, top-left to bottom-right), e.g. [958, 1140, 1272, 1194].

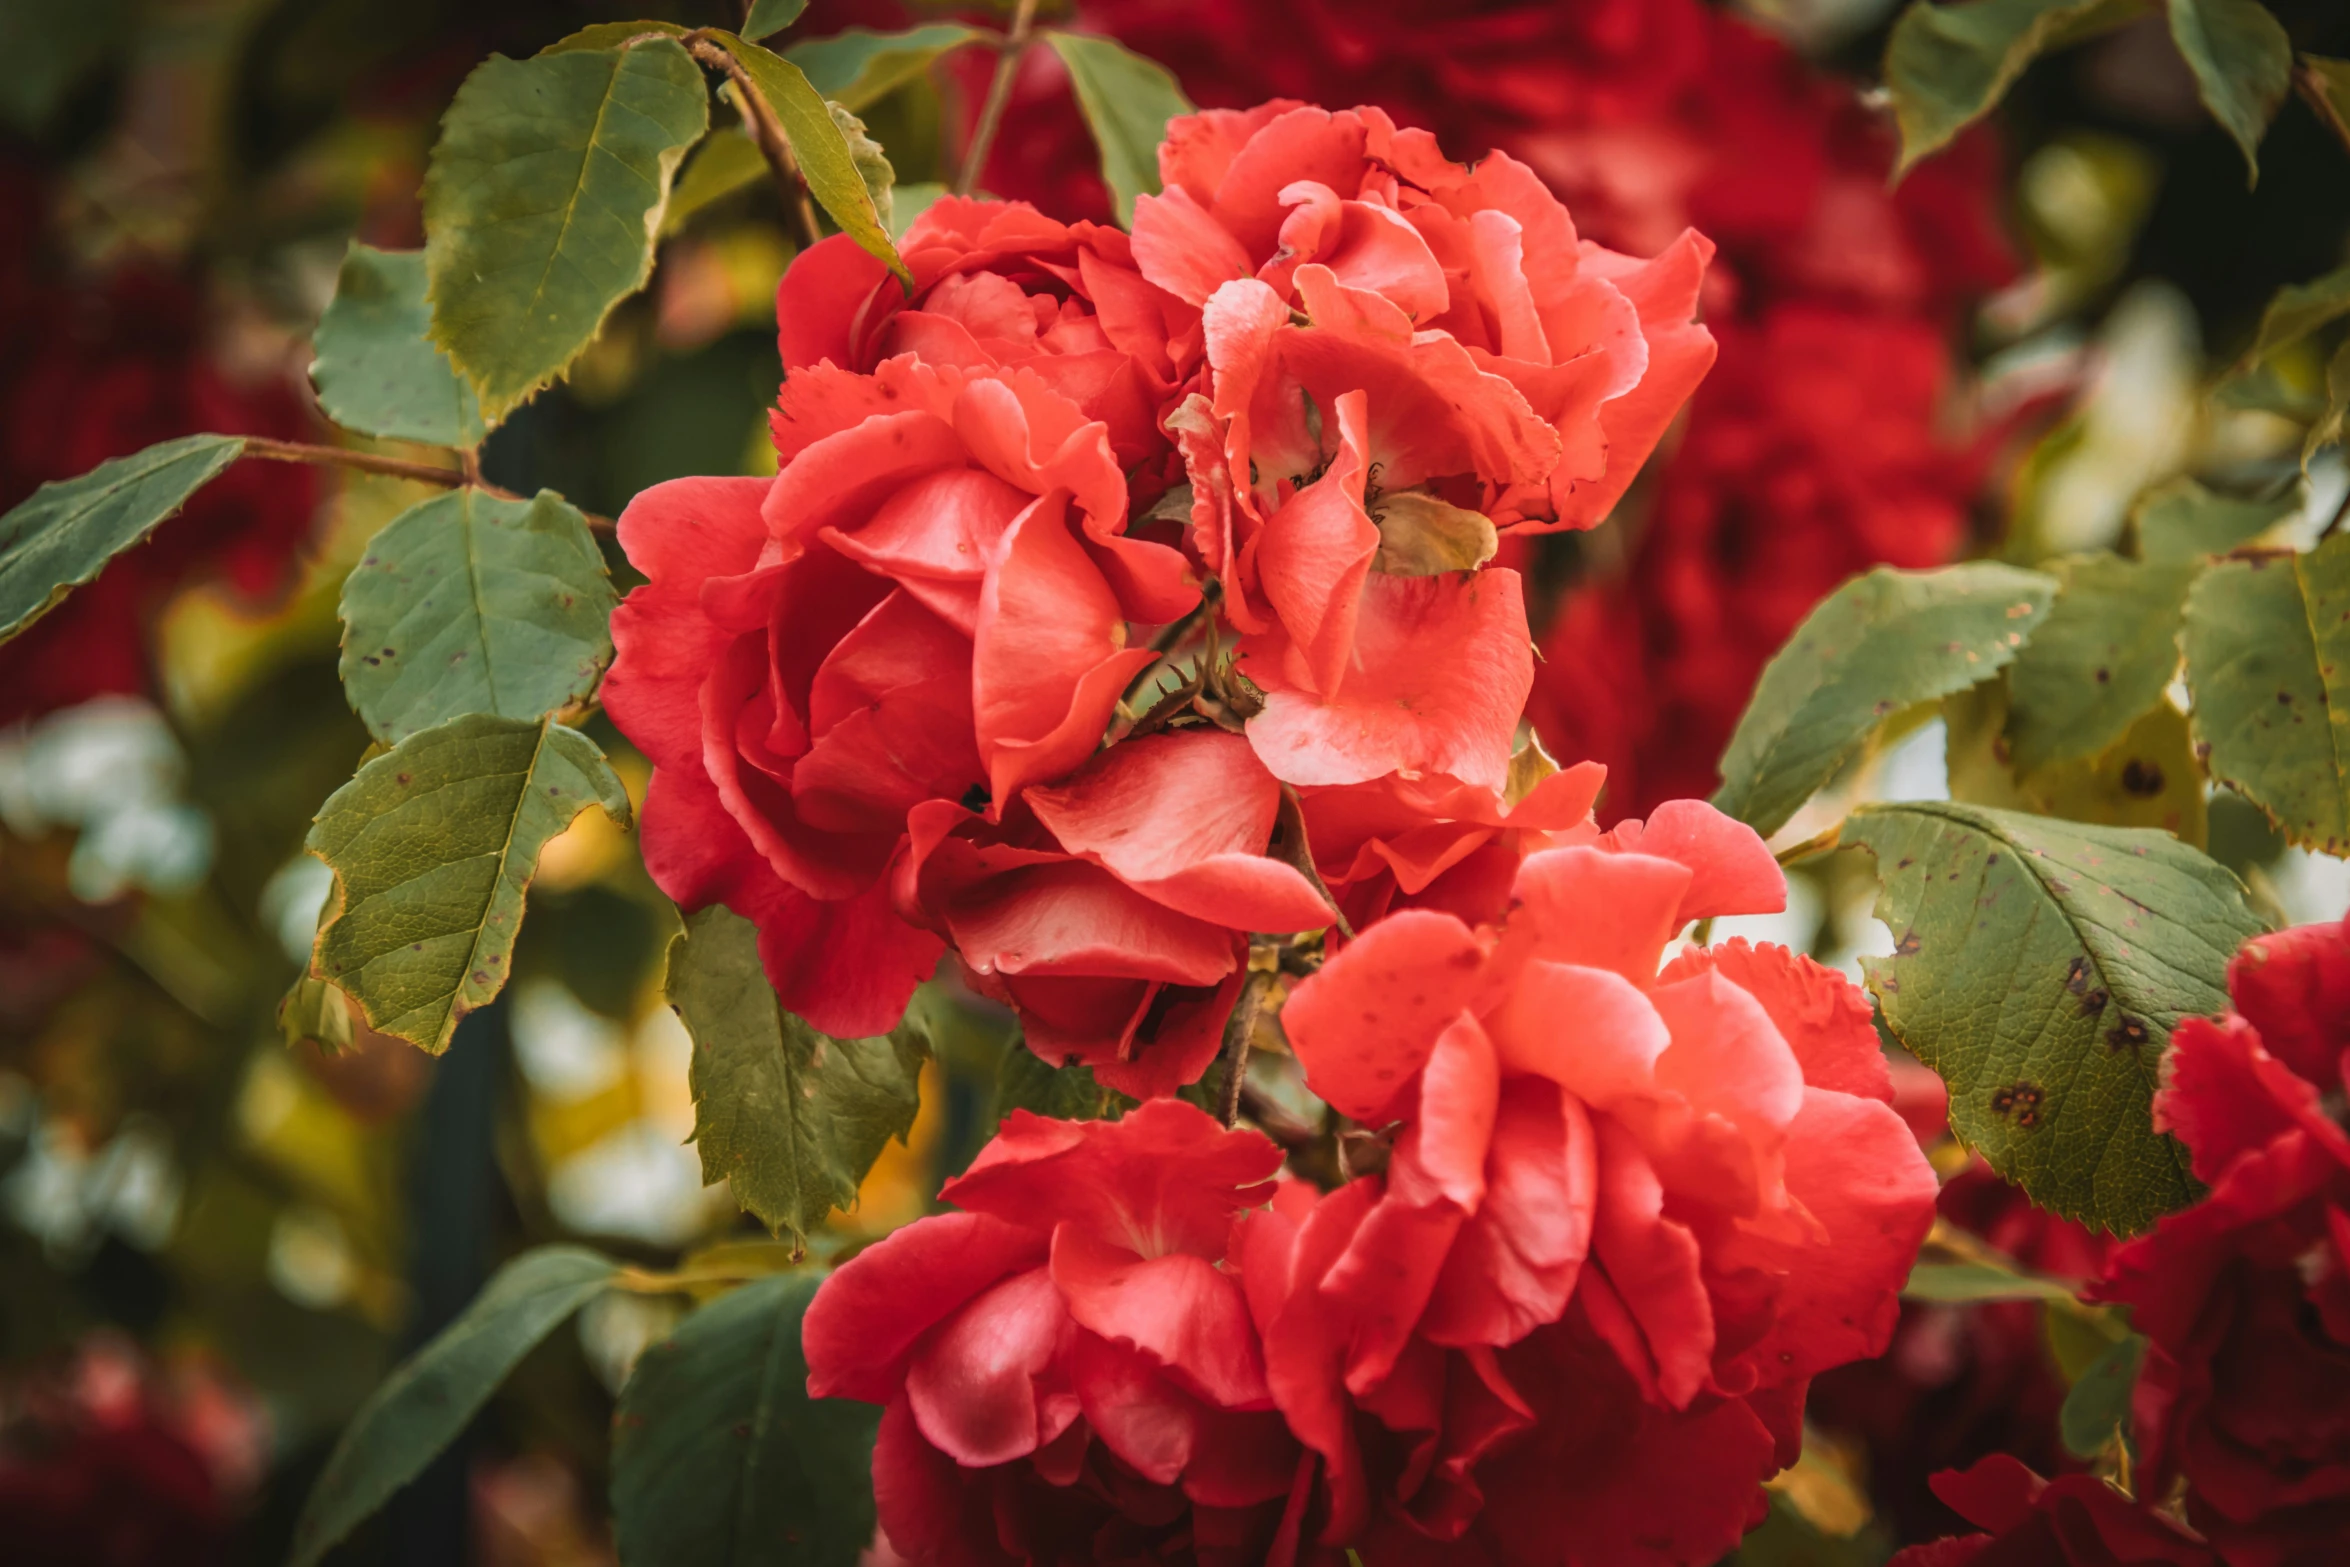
[1280, 907, 1489, 1123]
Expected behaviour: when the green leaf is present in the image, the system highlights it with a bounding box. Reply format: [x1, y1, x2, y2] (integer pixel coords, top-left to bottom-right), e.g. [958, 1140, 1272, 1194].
[289, 1246, 620, 1567]
[995, 1038, 1113, 1124]
[278, 973, 359, 1055]
[611, 1272, 877, 1567]
[2060, 1332, 2147, 1457]
[2004, 554, 2201, 774]
[310, 244, 488, 449]
[1710, 563, 2056, 839]
[423, 41, 710, 423]
[2131, 477, 2297, 562]
[1848, 801, 2265, 1233]
[2167, 0, 2292, 183]
[830, 101, 895, 236]
[1949, 682, 2209, 847]
[2224, 264, 2350, 379]
[890, 181, 948, 240]
[1043, 31, 1195, 226]
[2306, 337, 2350, 468]
[2302, 55, 2350, 154]
[539, 21, 690, 55]
[742, 0, 811, 42]
[664, 126, 768, 236]
[1903, 1259, 2082, 1303]
[785, 23, 986, 112]
[707, 30, 911, 288]
[1882, 0, 2138, 176]
[338, 488, 616, 744]
[666, 906, 929, 1245]
[0, 433, 247, 644]
[307, 715, 632, 1054]
[2182, 534, 2350, 854]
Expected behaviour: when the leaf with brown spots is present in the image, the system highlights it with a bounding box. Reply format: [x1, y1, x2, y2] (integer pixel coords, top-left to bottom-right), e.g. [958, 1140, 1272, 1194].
[1848, 800, 2266, 1233]
[306, 714, 632, 1054]
[2003, 552, 2202, 775]
[2182, 531, 2350, 855]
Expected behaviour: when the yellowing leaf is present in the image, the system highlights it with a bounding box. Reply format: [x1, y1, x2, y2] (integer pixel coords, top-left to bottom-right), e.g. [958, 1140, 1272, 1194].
[307, 715, 632, 1054]
[424, 41, 710, 422]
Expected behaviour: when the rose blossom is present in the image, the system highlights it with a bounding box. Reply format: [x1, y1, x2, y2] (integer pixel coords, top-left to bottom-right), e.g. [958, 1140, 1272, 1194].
[1132, 101, 1714, 795]
[775, 196, 1201, 473]
[802, 1100, 1303, 1566]
[602, 352, 1194, 1038]
[1254, 800, 1938, 1560]
[2091, 917, 2350, 1564]
[1886, 1456, 2216, 1567]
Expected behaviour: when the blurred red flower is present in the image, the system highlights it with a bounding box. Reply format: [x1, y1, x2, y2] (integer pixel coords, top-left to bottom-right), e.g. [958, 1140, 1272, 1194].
[1887, 1455, 2215, 1566]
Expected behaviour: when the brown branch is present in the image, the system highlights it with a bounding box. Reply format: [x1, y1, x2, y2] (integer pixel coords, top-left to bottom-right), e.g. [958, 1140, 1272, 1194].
[1217, 967, 1275, 1129]
[685, 36, 824, 250]
[238, 438, 614, 532]
[956, 0, 1040, 197]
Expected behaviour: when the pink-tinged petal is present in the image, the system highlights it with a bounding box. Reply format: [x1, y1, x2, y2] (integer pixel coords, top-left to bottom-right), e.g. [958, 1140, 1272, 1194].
[1204, 105, 1370, 263]
[1279, 908, 1488, 1123]
[776, 233, 895, 371]
[614, 473, 772, 588]
[1024, 729, 1334, 934]
[1663, 939, 1893, 1102]
[1089, 971, 1241, 1102]
[972, 492, 1153, 808]
[1132, 187, 1256, 307]
[1053, 1228, 1270, 1407]
[820, 465, 1033, 634]
[1016, 349, 1163, 470]
[804, 1212, 1049, 1403]
[2154, 1014, 2350, 1182]
[1423, 1085, 1596, 1347]
[905, 1266, 1076, 1466]
[1285, 266, 1560, 494]
[948, 1100, 1280, 1259]
[1407, 1012, 1501, 1212]
[1203, 277, 1319, 531]
[1647, 968, 1806, 1139]
[746, 869, 943, 1040]
[869, 1396, 994, 1567]
[1164, 393, 1237, 579]
[1601, 798, 1785, 925]
[764, 407, 968, 543]
[1320, 1190, 1462, 1395]
[1487, 959, 1670, 1103]
[1064, 1330, 1200, 1486]
[1077, 245, 1185, 386]
[1256, 387, 1378, 699]
[1713, 1089, 1939, 1388]
[1156, 101, 1305, 207]
[1590, 1118, 1714, 1408]
[1503, 844, 1689, 984]
[1244, 568, 1533, 795]
[1267, 188, 1449, 324]
[1259, 1179, 1381, 1542]
[948, 861, 1237, 987]
[2226, 916, 2350, 1087]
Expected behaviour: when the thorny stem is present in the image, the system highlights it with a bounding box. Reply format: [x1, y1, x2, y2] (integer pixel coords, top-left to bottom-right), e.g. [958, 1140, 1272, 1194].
[956, 0, 1040, 197]
[684, 37, 824, 250]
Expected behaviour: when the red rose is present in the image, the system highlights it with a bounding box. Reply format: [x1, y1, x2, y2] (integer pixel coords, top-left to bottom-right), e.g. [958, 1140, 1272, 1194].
[776, 198, 1199, 473]
[1887, 1456, 2216, 1567]
[603, 353, 1196, 1036]
[1259, 802, 1937, 1558]
[803, 1100, 1305, 1566]
[2092, 918, 2350, 1566]
[1133, 102, 1711, 794]
[899, 728, 1335, 1097]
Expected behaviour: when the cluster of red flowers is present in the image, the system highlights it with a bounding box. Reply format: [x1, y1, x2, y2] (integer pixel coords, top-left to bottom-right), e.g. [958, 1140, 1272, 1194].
[922, 0, 2013, 818]
[0, 161, 320, 727]
[800, 823, 1936, 1564]
[607, 102, 1942, 1563]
